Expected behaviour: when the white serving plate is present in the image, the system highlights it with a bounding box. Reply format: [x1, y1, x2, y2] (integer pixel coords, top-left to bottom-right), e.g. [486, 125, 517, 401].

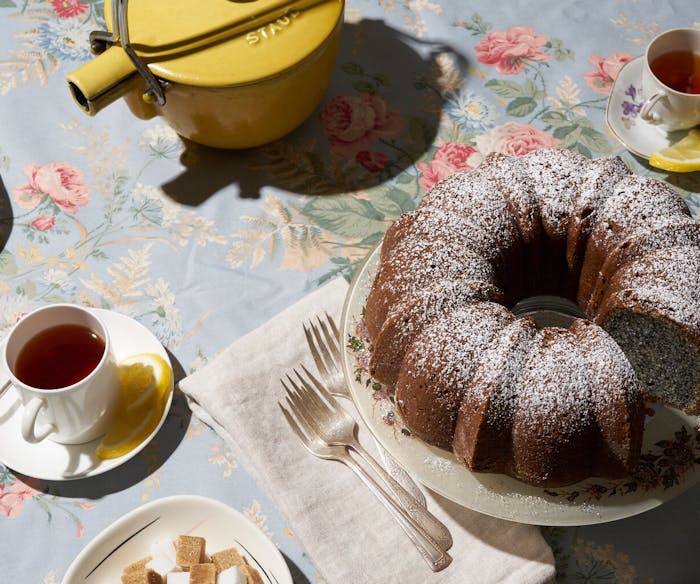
[340, 243, 700, 526]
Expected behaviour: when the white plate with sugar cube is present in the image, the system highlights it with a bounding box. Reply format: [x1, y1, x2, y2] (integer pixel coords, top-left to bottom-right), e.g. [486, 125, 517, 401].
[62, 495, 293, 584]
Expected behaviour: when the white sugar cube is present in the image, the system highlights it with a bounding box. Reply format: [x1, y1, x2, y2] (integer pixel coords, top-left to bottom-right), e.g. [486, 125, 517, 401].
[145, 539, 178, 576]
[165, 572, 189, 584]
[217, 565, 247, 584]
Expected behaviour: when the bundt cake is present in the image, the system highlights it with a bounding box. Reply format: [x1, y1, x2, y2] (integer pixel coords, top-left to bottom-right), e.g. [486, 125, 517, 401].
[364, 148, 700, 488]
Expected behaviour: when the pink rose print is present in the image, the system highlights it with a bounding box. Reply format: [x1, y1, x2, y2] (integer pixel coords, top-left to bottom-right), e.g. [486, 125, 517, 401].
[320, 94, 404, 158]
[475, 122, 560, 158]
[475, 26, 552, 75]
[584, 52, 634, 95]
[417, 142, 478, 192]
[52, 0, 89, 18]
[13, 162, 89, 214]
[0, 481, 39, 518]
[356, 151, 388, 173]
[31, 216, 56, 231]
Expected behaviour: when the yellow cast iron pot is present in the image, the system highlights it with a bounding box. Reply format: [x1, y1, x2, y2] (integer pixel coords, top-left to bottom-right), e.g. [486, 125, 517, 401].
[67, 0, 344, 149]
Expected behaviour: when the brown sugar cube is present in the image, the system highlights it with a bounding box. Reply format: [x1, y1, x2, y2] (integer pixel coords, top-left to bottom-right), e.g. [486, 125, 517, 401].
[245, 562, 266, 584]
[242, 563, 264, 584]
[121, 568, 162, 584]
[189, 563, 217, 584]
[122, 557, 152, 574]
[211, 547, 246, 573]
[175, 535, 206, 569]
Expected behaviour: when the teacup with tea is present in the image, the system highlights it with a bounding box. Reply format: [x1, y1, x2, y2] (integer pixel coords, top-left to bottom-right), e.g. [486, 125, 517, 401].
[3, 304, 120, 444]
[640, 28, 700, 131]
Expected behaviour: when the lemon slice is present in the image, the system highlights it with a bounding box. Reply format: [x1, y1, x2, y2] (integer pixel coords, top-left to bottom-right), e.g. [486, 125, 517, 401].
[649, 129, 700, 172]
[96, 353, 173, 460]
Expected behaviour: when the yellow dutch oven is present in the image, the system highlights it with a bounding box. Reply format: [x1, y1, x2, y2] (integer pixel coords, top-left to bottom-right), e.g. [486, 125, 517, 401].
[66, 0, 344, 149]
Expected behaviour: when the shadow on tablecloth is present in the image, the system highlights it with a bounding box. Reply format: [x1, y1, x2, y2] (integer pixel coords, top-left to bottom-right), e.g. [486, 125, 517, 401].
[161, 18, 467, 203]
[0, 174, 14, 252]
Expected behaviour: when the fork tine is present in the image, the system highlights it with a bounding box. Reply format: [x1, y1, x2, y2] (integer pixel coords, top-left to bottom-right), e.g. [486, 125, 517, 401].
[282, 375, 314, 420]
[304, 323, 335, 385]
[317, 313, 342, 363]
[278, 402, 310, 446]
[283, 373, 330, 439]
[325, 311, 341, 341]
[299, 363, 340, 412]
[291, 368, 336, 422]
[308, 319, 337, 372]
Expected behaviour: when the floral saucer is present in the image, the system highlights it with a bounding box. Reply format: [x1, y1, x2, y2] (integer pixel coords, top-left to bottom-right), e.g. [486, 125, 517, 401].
[341, 243, 700, 526]
[606, 56, 690, 159]
[0, 308, 174, 481]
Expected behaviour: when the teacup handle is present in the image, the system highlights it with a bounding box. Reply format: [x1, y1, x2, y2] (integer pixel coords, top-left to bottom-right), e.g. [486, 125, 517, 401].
[21, 397, 55, 443]
[640, 90, 666, 124]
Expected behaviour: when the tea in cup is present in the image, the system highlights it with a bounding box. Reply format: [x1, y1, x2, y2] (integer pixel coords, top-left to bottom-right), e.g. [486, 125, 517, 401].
[640, 28, 700, 131]
[3, 304, 120, 444]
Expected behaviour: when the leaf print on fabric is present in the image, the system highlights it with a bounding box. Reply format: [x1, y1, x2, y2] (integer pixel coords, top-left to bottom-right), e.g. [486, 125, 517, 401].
[609, 12, 661, 47]
[63, 121, 129, 198]
[139, 124, 183, 160]
[228, 196, 333, 272]
[302, 195, 386, 240]
[243, 500, 274, 540]
[569, 539, 638, 584]
[209, 443, 238, 477]
[547, 76, 585, 116]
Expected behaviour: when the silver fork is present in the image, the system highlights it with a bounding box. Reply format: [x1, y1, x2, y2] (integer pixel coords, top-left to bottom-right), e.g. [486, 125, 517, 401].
[304, 315, 452, 549]
[283, 365, 453, 552]
[304, 314, 426, 506]
[279, 397, 452, 572]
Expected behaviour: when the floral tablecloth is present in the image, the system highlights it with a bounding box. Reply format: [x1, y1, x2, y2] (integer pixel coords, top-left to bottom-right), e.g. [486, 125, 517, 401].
[1, 1, 699, 582]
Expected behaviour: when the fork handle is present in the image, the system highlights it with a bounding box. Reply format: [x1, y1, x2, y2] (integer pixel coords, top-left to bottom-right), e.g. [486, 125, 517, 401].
[340, 449, 452, 571]
[350, 440, 453, 551]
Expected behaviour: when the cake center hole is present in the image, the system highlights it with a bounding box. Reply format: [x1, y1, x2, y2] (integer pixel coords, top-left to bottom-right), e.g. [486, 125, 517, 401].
[511, 295, 588, 329]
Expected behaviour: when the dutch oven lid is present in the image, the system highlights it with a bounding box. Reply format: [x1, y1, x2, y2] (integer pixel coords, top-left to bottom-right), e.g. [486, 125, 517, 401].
[106, 0, 344, 87]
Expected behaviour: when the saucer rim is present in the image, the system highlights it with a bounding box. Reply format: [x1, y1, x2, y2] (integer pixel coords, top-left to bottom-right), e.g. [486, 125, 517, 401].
[0, 307, 174, 481]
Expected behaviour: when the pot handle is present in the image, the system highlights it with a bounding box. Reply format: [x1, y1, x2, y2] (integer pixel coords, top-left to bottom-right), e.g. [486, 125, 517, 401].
[89, 0, 166, 107]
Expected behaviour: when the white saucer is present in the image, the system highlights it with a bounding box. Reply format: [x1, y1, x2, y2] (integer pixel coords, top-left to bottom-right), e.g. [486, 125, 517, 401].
[0, 308, 174, 481]
[63, 495, 293, 584]
[606, 55, 690, 159]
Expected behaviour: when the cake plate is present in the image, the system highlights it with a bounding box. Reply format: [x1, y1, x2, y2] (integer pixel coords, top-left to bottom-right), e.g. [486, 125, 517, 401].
[340, 243, 700, 526]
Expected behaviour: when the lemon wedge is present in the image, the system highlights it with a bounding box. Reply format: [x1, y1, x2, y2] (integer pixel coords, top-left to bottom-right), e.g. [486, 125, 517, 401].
[649, 129, 700, 172]
[96, 353, 173, 460]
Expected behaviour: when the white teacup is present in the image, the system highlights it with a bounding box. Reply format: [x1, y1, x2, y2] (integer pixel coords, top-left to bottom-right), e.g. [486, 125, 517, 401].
[3, 304, 120, 444]
[640, 28, 700, 131]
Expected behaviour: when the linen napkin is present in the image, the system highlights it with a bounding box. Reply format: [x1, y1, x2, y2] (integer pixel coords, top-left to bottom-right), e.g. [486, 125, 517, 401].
[179, 278, 556, 584]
